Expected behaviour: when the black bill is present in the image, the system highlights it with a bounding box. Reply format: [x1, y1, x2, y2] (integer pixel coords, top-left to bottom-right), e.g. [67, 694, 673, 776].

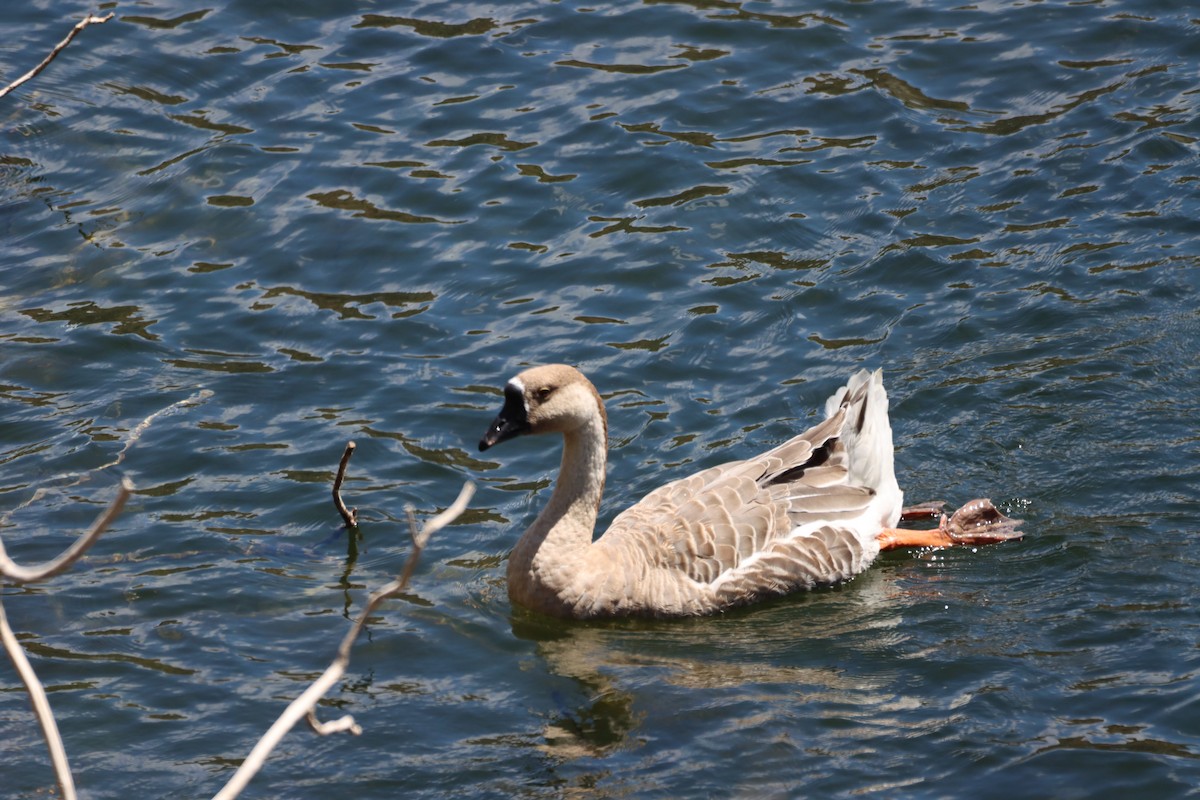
[478, 383, 529, 451]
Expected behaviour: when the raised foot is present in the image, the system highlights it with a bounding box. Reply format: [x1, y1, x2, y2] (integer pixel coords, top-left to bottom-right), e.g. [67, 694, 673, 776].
[942, 498, 1023, 545]
[878, 498, 1023, 551]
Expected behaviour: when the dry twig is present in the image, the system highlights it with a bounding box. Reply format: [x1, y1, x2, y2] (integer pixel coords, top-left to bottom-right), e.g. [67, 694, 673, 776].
[211, 478, 475, 800]
[0, 12, 115, 100]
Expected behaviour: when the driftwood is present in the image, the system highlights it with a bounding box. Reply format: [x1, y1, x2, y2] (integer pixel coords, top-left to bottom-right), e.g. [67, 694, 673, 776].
[0, 12, 114, 100]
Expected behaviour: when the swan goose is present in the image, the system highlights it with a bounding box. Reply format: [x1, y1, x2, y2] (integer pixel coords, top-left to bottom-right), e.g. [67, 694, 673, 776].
[479, 365, 1020, 619]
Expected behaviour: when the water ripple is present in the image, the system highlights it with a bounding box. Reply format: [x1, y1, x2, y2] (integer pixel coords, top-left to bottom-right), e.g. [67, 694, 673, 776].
[1, 0, 1198, 797]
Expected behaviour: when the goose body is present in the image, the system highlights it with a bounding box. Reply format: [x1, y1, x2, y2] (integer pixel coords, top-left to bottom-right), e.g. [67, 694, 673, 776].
[478, 365, 909, 619]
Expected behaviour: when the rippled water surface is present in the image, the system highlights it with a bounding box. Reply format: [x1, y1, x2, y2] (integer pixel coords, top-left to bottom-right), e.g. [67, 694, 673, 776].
[2, 1, 1198, 797]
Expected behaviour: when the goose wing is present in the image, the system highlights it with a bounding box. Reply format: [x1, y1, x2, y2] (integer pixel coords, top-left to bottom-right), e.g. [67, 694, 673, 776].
[599, 405, 880, 597]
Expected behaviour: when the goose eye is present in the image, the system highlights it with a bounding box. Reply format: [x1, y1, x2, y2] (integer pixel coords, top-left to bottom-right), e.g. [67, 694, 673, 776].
[536, 386, 554, 402]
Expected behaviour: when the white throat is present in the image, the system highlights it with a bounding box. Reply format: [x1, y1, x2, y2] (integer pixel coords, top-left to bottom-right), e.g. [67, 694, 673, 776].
[506, 377, 527, 414]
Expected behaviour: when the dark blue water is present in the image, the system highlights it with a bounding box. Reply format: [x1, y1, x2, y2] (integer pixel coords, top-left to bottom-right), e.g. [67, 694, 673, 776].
[2, 1, 1197, 797]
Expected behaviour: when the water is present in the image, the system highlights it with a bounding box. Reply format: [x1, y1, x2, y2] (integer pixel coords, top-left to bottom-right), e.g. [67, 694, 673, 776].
[2, 0, 1197, 797]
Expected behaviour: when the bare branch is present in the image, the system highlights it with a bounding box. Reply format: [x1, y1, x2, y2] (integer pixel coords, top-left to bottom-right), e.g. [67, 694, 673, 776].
[0, 391, 203, 798]
[305, 707, 361, 736]
[331, 441, 358, 528]
[0, 391, 204, 796]
[211, 480, 475, 800]
[0, 478, 132, 800]
[0, 477, 133, 585]
[0, 600, 77, 800]
[0, 12, 115, 101]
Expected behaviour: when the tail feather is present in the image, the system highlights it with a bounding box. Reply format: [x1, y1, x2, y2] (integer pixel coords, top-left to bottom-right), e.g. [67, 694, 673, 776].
[826, 369, 903, 528]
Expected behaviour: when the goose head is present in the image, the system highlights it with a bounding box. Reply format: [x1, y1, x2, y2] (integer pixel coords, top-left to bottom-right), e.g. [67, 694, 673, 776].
[478, 364, 606, 452]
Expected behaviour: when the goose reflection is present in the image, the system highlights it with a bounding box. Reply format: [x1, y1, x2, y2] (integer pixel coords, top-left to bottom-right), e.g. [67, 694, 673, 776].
[508, 564, 912, 763]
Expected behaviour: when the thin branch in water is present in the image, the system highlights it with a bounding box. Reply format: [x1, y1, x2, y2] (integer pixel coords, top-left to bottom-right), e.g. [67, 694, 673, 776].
[211, 479, 474, 800]
[332, 441, 358, 528]
[0, 12, 115, 100]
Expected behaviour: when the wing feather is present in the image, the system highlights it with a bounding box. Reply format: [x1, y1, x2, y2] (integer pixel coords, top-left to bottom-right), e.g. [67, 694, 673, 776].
[600, 404, 871, 588]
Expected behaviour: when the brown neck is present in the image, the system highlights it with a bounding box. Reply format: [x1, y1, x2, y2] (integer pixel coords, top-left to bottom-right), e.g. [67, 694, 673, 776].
[507, 390, 608, 600]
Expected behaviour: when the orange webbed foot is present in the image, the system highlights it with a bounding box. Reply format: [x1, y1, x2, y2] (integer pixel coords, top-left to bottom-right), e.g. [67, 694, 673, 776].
[879, 498, 1022, 551]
